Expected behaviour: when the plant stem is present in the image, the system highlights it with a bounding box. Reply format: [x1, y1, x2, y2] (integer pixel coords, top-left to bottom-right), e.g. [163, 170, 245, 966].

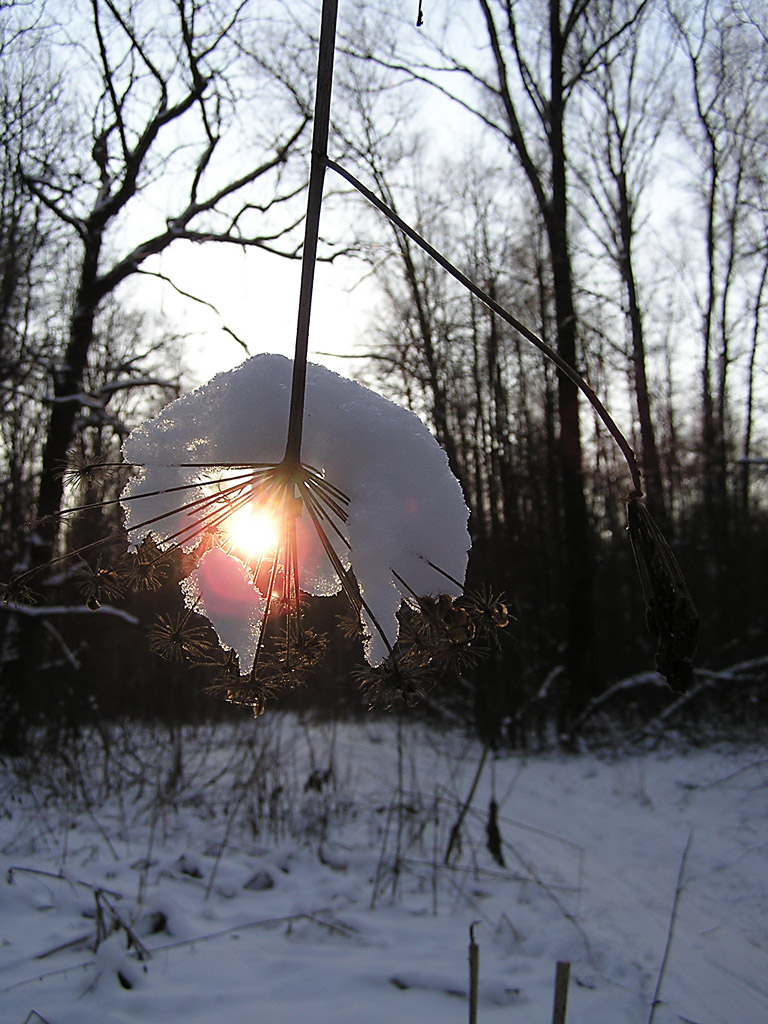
[648, 832, 692, 1024]
[328, 159, 644, 498]
[284, 0, 339, 466]
[444, 743, 490, 865]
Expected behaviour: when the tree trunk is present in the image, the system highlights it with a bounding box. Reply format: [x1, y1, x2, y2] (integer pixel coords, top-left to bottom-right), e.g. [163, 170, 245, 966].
[547, 0, 597, 730]
[34, 233, 103, 564]
[616, 166, 667, 524]
[739, 257, 768, 516]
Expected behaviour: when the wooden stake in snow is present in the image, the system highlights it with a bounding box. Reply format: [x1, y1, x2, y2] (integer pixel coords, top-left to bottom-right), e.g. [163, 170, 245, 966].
[468, 921, 480, 1024]
[552, 960, 570, 1024]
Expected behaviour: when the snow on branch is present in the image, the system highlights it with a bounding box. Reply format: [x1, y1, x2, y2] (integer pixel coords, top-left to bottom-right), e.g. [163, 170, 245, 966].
[1, 603, 139, 626]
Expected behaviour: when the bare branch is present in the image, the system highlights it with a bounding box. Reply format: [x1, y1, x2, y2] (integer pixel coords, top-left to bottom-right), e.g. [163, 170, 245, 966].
[92, 0, 129, 161]
[18, 170, 88, 239]
[94, 116, 308, 296]
[564, 0, 654, 95]
[477, 0, 548, 213]
[133, 268, 250, 354]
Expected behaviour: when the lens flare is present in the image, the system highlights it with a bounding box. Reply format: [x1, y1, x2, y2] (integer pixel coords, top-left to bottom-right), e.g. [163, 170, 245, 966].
[226, 505, 279, 559]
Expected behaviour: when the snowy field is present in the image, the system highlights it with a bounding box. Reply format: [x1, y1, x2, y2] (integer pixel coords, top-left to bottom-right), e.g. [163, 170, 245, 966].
[1, 714, 766, 1024]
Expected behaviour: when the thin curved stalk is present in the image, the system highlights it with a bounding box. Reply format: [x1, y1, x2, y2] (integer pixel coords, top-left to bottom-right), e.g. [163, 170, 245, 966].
[327, 159, 644, 499]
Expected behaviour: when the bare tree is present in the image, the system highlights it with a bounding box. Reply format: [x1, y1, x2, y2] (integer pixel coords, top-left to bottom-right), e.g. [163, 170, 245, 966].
[0, 6, 68, 554]
[739, 247, 768, 515]
[669, 0, 768, 580]
[349, 0, 654, 725]
[19, 0, 311, 563]
[0, 0, 313, 752]
[572, 0, 670, 523]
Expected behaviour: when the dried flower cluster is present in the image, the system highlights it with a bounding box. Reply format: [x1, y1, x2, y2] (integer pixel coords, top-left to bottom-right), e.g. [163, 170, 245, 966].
[354, 589, 510, 710]
[626, 498, 699, 693]
[2, 427, 494, 718]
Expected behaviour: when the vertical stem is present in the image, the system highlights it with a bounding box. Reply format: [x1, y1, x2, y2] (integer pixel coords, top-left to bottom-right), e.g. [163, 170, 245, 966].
[444, 743, 489, 865]
[648, 834, 692, 1024]
[283, 0, 339, 466]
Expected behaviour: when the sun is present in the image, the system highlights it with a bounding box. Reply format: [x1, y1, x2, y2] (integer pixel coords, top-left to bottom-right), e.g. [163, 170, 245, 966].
[225, 505, 279, 559]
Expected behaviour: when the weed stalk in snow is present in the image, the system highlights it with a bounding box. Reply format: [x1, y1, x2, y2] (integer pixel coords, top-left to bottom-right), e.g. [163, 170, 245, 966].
[648, 833, 693, 1024]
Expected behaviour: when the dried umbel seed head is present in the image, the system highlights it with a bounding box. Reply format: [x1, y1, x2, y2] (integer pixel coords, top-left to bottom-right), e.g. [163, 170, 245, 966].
[204, 653, 285, 718]
[74, 557, 126, 605]
[352, 588, 513, 710]
[399, 597, 479, 673]
[0, 577, 39, 606]
[354, 655, 434, 710]
[272, 624, 327, 670]
[459, 587, 511, 641]
[58, 452, 121, 490]
[337, 608, 364, 640]
[118, 538, 172, 592]
[147, 611, 215, 664]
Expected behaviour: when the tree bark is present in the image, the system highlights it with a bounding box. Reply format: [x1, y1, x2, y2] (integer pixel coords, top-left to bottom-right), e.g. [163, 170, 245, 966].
[615, 166, 667, 524]
[34, 233, 103, 562]
[547, 0, 597, 727]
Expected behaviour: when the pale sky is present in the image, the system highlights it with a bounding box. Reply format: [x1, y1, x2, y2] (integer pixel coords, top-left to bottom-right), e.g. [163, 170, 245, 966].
[134, 241, 380, 387]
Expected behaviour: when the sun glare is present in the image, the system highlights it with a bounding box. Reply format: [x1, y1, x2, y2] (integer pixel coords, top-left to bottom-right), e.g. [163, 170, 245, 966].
[226, 505, 279, 559]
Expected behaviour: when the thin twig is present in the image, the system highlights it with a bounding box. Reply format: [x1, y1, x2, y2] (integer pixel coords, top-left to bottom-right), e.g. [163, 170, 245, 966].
[1, 914, 357, 995]
[204, 759, 261, 899]
[327, 159, 643, 497]
[150, 911, 357, 953]
[648, 833, 693, 1024]
[134, 268, 250, 353]
[7, 865, 122, 900]
[444, 744, 489, 865]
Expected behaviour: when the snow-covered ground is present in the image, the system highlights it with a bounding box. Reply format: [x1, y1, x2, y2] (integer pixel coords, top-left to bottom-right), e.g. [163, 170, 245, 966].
[1, 714, 766, 1024]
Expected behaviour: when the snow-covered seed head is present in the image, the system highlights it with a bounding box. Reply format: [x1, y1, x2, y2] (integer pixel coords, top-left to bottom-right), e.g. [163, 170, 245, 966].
[3, 354, 481, 715]
[119, 354, 472, 692]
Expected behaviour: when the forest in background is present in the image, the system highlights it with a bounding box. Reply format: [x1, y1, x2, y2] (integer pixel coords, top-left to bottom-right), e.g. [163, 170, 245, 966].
[1, 0, 767, 752]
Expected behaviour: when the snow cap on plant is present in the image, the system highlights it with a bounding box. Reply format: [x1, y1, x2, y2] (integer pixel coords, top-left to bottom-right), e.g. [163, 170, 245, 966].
[120, 353, 471, 673]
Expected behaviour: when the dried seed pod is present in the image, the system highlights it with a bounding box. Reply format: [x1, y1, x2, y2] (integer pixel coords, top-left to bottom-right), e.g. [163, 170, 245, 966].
[486, 798, 505, 867]
[626, 498, 699, 693]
